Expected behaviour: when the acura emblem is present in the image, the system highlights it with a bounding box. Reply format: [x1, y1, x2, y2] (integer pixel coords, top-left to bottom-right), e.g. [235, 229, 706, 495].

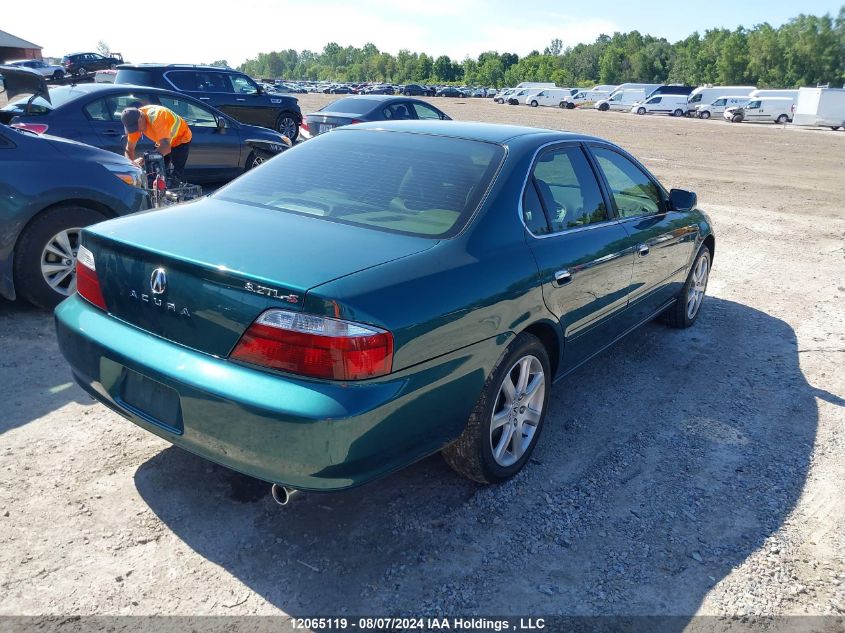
[150, 268, 167, 295]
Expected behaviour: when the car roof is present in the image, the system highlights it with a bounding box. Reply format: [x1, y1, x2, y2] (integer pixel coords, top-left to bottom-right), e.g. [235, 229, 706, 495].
[117, 64, 233, 71]
[49, 83, 179, 96]
[341, 120, 602, 145]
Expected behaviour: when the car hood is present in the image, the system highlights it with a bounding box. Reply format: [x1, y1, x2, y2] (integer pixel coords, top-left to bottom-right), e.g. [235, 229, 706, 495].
[239, 123, 287, 141]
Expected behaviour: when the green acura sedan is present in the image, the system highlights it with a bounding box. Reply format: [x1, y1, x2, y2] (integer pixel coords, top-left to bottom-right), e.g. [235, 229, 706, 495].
[55, 121, 714, 494]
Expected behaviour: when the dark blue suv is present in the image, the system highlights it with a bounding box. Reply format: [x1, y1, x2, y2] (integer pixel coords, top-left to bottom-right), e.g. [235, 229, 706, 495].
[114, 65, 303, 141]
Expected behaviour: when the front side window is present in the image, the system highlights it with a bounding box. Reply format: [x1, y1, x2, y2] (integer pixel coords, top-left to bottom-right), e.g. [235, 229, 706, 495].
[157, 96, 218, 127]
[747, 100, 761, 109]
[591, 146, 662, 218]
[648, 97, 661, 104]
[84, 93, 153, 121]
[383, 103, 412, 120]
[195, 72, 229, 92]
[529, 146, 608, 233]
[412, 102, 442, 120]
[167, 71, 198, 91]
[215, 129, 505, 238]
[713, 98, 726, 106]
[689, 93, 702, 103]
[229, 74, 259, 94]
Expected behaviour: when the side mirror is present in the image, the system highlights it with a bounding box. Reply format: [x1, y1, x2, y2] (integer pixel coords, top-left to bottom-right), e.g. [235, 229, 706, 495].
[216, 116, 227, 130]
[668, 188, 697, 212]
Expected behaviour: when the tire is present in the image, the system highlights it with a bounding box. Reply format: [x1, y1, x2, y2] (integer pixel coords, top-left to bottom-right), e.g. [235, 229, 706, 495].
[566, 102, 575, 109]
[662, 246, 712, 329]
[558, 101, 567, 109]
[109, 63, 117, 70]
[673, 108, 684, 117]
[442, 332, 551, 483]
[246, 152, 265, 170]
[276, 112, 299, 142]
[830, 126, 841, 131]
[775, 114, 789, 124]
[77, 66, 88, 77]
[731, 114, 743, 123]
[530, 100, 538, 107]
[14, 205, 108, 310]
[637, 107, 646, 115]
[598, 102, 609, 111]
[52, 70, 64, 81]
[699, 110, 711, 120]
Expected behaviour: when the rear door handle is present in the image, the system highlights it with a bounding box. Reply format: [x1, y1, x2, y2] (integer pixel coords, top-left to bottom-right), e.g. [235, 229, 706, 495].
[235, 98, 246, 102]
[102, 130, 121, 137]
[638, 244, 650, 256]
[554, 269, 572, 286]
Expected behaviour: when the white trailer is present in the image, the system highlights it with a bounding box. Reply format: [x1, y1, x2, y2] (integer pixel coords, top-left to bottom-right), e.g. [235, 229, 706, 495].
[791, 87, 845, 130]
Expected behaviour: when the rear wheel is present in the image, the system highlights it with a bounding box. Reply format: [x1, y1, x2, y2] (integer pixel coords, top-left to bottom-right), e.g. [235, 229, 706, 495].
[831, 126, 842, 131]
[673, 108, 684, 117]
[276, 112, 299, 142]
[442, 332, 550, 483]
[14, 205, 108, 310]
[52, 70, 64, 80]
[699, 110, 711, 119]
[775, 114, 789, 124]
[663, 246, 711, 329]
[77, 66, 88, 77]
[558, 101, 566, 109]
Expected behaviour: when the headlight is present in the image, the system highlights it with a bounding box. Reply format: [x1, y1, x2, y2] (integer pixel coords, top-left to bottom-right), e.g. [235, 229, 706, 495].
[104, 163, 145, 189]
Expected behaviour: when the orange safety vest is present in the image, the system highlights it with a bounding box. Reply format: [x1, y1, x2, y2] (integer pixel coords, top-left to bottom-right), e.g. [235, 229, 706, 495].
[127, 105, 192, 147]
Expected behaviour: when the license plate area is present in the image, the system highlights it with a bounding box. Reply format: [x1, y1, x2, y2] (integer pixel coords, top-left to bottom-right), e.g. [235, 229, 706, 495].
[116, 368, 183, 434]
[318, 123, 334, 134]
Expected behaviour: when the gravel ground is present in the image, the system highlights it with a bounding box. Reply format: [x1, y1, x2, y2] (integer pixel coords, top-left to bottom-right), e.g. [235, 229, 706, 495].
[1, 96, 843, 623]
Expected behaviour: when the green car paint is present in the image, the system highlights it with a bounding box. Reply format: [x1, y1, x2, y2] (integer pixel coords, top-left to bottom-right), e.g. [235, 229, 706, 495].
[55, 121, 714, 490]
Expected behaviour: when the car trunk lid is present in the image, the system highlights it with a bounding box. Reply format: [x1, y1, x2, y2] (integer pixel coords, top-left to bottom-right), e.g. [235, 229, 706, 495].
[84, 197, 436, 357]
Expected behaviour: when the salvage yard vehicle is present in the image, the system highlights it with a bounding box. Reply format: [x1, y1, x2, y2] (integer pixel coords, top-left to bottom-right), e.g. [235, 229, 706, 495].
[560, 89, 610, 109]
[632, 94, 690, 116]
[115, 64, 303, 141]
[724, 97, 795, 123]
[695, 96, 750, 119]
[301, 95, 450, 138]
[0, 83, 290, 183]
[526, 88, 576, 107]
[0, 66, 148, 309]
[62, 52, 125, 77]
[55, 120, 714, 495]
[7, 59, 66, 81]
[595, 89, 646, 111]
[686, 85, 756, 114]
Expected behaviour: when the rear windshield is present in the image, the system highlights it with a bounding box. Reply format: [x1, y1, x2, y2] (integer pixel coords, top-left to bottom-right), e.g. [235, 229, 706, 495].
[215, 129, 505, 238]
[114, 68, 153, 86]
[320, 98, 379, 115]
[0, 85, 82, 115]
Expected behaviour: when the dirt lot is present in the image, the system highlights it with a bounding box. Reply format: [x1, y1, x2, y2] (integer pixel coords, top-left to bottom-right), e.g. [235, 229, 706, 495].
[1, 96, 843, 623]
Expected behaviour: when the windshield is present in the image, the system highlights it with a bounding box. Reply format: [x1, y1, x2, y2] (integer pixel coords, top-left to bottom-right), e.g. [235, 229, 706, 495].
[0, 85, 82, 114]
[215, 129, 505, 238]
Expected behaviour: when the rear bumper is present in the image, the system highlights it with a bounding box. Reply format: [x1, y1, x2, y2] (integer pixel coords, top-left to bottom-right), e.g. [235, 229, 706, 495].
[55, 295, 508, 490]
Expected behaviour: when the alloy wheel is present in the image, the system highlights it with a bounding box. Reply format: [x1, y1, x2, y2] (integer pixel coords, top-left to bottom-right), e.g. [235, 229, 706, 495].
[489, 355, 545, 467]
[278, 116, 297, 139]
[40, 227, 81, 297]
[686, 252, 710, 320]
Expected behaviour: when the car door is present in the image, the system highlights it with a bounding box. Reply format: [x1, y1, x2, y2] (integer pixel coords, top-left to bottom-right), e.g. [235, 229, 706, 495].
[588, 144, 698, 325]
[523, 143, 638, 372]
[82, 91, 158, 155]
[155, 94, 243, 181]
[225, 72, 279, 128]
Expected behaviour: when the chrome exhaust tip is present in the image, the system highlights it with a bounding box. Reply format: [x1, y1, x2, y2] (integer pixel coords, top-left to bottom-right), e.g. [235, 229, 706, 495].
[271, 484, 299, 506]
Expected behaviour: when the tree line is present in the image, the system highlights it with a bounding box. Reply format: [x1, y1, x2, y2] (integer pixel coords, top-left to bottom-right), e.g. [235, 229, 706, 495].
[238, 8, 844, 88]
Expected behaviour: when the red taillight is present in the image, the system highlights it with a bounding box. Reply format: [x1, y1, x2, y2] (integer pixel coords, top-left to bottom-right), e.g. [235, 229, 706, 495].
[12, 122, 49, 134]
[75, 245, 107, 311]
[300, 120, 309, 131]
[230, 309, 393, 380]
[350, 119, 363, 124]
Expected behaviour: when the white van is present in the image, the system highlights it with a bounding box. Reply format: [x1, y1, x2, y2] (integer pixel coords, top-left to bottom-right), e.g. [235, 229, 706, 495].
[561, 89, 610, 108]
[686, 85, 756, 114]
[525, 88, 576, 107]
[791, 87, 845, 130]
[631, 94, 690, 116]
[506, 88, 542, 105]
[724, 97, 795, 123]
[493, 88, 516, 104]
[695, 96, 750, 119]
[591, 84, 618, 93]
[595, 89, 646, 111]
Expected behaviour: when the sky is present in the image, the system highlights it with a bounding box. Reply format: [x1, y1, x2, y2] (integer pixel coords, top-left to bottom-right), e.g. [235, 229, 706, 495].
[5, 0, 842, 67]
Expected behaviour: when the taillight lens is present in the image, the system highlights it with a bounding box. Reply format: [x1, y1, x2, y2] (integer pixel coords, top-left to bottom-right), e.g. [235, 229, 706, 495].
[76, 245, 107, 311]
[12, 122, 49, 134]
[230, 309, 393, 380]
[300, 120, 309, 131]
[350, 119, 363, 124]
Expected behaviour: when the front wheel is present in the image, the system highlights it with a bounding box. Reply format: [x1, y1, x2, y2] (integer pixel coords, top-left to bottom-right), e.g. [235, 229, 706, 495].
[673, 108, 684, 117]
[598, 102, 609, 111]
[276, 112, 299, 142]
[699, 111, 711, 119]
[662, 246, 711, 329]
[637, 107, 646, 115]
[530, 100, 538, 107]
[442, 332, 551, 483]
[52, 70, 64, 80]
[731, 114, 743, 123]
[775, 114, 789, 124]
[14, 205, 108, 309]
[77, 66, 88, 77]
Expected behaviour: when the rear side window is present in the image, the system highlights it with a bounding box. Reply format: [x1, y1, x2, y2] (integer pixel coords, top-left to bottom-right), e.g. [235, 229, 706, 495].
[320, 98, 377, 115]
[530, 146, 608, 233]
[166, 71, 198, 91]
[84, 93, 153, 121]
[591, 147, 662, 218]
[195, 72, 230, 92]
[215, 129, 505, 238]
[115, 69, 154, 85]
